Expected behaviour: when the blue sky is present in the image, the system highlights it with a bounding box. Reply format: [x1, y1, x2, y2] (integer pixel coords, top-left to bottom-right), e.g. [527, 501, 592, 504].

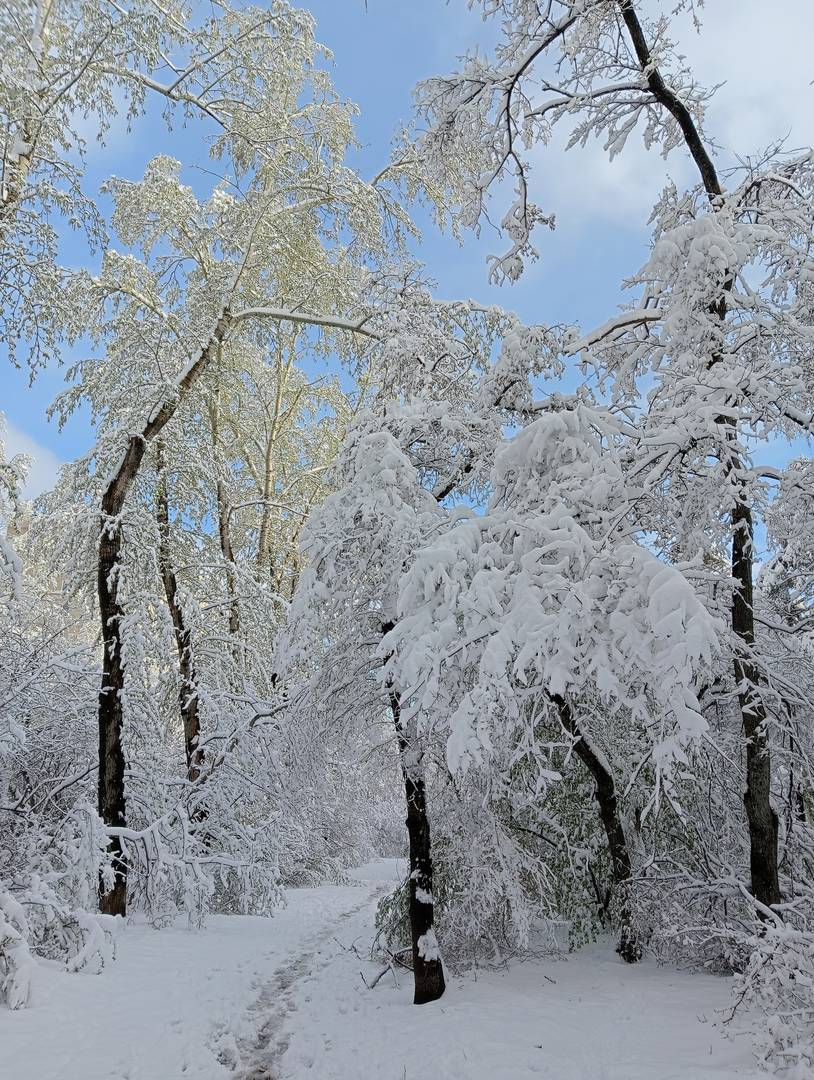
[2, 0, 812, 496]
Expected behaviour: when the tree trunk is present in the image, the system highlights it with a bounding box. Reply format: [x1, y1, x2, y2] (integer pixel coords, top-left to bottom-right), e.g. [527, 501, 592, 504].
[256, 336, 300, 576]
[256, 436, 276, 577]
[215, 478, 241, 640]
[208, 391, 241, 644]
[97, 517, 128, 917]
[156, 445, 203, 781]
[0, 122, 33, 224]
[392, 694, 446, 1004]
[1, 2, 57, 222]
[95, 312, 232, 915]
[382, 640, 445, 1004]
[554, 693, 641, 962]
[619, 0, 781, 916]
[732, 499, 781, 910]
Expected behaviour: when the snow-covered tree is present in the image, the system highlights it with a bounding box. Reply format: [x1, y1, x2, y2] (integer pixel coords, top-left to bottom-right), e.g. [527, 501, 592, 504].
[0, 444, 112, 1008]
[385, 400, 722, 960]
[416, 0, 814, 922]
[286, 290, 533, 1001]
[1, 0, 351, 369]
[414, 0, 814, 1063]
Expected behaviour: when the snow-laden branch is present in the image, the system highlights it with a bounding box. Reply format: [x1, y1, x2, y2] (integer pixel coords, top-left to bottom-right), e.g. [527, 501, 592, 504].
[232, 306, 380, 340]
[565, 308, 661, 354]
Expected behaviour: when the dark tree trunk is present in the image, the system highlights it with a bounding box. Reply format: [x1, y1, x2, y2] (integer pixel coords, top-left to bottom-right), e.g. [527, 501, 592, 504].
[95, 313, 232, 915]
[382, 641, 445, 1004]
[732, 499, 781, 911]
[156, 446, 203, 781]
[619, 0, 781, 917]
[554, 693, 641, 962]
[97, 518, 128, 917]
[392, 695, 446, 1004]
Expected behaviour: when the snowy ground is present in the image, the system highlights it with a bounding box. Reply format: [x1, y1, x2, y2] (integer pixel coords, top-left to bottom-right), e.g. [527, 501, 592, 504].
[2, 860, 764, 1080]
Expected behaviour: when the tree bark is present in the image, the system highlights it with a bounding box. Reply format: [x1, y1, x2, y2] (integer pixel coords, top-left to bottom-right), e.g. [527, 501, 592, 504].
[391, 692, 446, 1004]
[97, 517, 128, 917]
[382, 624, 445, 1004]
[256, 339, 285, 575]
[619, 0, 781, 915]
[0, 122, 33, 224]
[255, 335, 303, 577]
[156, 444, 203, 781]
[96, 312, 232, 915]
[554, 693, 641, 962]
[208, 390, 241, 642]
[256, 433, 277, 577]
[215, 479, 241, 640]
[732, 499, 781, 910]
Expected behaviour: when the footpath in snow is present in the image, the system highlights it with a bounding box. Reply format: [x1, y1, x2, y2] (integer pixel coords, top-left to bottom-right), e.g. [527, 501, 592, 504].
[2, 860, 764, 1080]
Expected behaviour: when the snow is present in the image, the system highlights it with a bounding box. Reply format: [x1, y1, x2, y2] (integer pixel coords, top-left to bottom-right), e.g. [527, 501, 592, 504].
[1, 867, 400, 1080]
[1, 860, 765, 1080]
[417, 927, 440, 960]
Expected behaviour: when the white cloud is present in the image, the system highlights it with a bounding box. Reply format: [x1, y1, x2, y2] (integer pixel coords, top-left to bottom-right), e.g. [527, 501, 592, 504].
[678, 0, 813, 155]
[530, 126, 694, 232]
[1, 418, 63, 499]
